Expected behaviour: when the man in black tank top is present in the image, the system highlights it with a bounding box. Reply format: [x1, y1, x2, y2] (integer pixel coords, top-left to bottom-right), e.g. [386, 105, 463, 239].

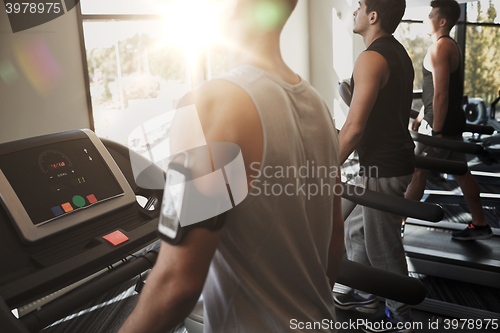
[335, 1, 416, 332]
[405, 0, 493, 241]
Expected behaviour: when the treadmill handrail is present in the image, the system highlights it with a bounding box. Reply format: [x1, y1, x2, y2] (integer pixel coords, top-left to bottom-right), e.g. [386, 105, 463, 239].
[411, 132, 484, 155]
[337, 257, 426, 305]
[19, 251, 158, 333]
[414, 155, 467, 175]
[409, 109, 495, 135]
[342, 183, 444, 222]
[1, 296, 29, 333]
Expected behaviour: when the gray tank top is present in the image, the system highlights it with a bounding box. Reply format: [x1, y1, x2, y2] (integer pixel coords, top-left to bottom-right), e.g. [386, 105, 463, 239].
[202, 65, 340, 332]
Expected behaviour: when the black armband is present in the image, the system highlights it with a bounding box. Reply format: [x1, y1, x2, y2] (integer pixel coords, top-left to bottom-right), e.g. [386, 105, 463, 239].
[157, 161, 227, 245]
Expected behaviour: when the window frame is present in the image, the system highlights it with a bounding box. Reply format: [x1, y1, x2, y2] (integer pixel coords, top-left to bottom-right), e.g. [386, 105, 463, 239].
[77, 3, 95, 131]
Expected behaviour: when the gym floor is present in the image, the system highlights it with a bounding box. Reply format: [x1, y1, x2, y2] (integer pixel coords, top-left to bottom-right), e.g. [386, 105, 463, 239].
[334, 299, 500, 333]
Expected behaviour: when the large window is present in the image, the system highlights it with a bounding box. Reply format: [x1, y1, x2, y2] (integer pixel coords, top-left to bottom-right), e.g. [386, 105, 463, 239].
[394, 5, 457, 111]
[395, 6, 434, 93]
[394, 0, 500, 110]
[83, 20, 189, 145]
[80, 0, 228, 156]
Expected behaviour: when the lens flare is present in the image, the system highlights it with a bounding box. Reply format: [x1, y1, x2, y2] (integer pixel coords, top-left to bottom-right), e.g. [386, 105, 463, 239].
[14, 39, 63, 95]
[161, 0, 228, 55]
[251, 0, 289, 32]
[0, 61, 19, 84]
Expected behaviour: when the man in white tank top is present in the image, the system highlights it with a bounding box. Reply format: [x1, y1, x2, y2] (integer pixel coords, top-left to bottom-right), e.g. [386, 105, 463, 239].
[119, 1, 343, 332]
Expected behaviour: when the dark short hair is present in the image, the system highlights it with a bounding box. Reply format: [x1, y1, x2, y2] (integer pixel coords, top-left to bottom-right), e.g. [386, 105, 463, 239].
[365, 0, 406, 34]
[430, 0, 461, 28]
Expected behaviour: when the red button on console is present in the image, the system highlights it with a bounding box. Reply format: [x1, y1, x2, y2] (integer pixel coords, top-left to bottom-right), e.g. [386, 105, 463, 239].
[102, 230, 129, 246]
[87, 194, 97, 204]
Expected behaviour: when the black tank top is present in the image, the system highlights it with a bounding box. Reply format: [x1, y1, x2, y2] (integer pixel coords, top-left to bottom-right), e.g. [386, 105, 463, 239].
[422, 35, 466, 136]
[351, 36, 415, 178]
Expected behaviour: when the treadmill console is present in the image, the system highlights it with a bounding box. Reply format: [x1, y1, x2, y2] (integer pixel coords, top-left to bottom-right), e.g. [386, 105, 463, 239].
[0, 130, 135, 244]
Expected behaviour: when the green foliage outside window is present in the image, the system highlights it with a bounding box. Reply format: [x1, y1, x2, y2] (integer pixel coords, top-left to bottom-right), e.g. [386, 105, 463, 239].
[465, 1, 500, 104]
[86, 33, 186, 108]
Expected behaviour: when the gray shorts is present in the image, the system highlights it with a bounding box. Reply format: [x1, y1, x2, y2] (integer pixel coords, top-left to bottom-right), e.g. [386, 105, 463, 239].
[415, 120, 467, 164]
[344, 174, 413, 320]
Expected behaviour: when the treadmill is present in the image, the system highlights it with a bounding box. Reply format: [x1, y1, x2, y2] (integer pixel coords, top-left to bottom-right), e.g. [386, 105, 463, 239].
[402, 132, 500, 320]
[403, 124, 500, 290]
[403, 219, 500, 288]
[0, 130, 165, 332]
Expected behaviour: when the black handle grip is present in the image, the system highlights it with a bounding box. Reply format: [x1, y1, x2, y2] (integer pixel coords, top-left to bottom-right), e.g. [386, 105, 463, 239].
[465, 123, 495, 135]
[411, 132, 484, 155]
[342, 183, 444, 222]
[337, 257, 426, 305]
[415, 155, 467, 175]
[409, 111, 494, 135]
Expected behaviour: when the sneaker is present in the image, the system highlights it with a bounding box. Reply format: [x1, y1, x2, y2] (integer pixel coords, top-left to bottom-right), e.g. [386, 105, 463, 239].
[452, 223, 494, 241]
[361, 308, 415, 333]
[334, 289, 380, 313]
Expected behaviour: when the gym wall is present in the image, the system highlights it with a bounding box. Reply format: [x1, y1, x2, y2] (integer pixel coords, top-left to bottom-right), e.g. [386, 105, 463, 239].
[281, 0, 310, 82]
[0, 5, 91, 144]
[309, 0, 363, 128]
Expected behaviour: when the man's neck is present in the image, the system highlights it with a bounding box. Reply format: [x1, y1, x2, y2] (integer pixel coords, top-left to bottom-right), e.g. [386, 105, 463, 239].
[229, 32, 278, 66]
[227, 33, 299, 84]
[363, 30, 391, 48]
[431, 28, 451, 42]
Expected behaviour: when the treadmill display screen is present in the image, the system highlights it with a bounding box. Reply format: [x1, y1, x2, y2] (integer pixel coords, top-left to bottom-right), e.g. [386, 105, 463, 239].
[0, 138, 124, 226]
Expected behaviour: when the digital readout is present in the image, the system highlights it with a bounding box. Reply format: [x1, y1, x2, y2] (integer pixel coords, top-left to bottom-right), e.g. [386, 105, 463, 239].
[50, 162, 66, 169]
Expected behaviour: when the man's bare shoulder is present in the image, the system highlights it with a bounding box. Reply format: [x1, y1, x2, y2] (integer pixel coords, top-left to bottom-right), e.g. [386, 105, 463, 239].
[178, 80, 253, 114]
[431, 37, 456, 59]
[177, 79, 261, 148]
[353, 51, 389, 82]
[355, 51, 388, 70]
[436, 36, 456, 48]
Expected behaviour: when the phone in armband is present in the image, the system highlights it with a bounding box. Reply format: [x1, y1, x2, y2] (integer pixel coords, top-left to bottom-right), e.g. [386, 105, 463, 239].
[157, 161, 226, 245]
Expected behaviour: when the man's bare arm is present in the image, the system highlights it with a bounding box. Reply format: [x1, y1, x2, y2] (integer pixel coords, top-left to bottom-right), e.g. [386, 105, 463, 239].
[118, 229, 221, 333]
[338, 51, 389, 164]
[119, 80, 263, 333]
[429, 41, 452, 134]
[411, 107, 425, 131]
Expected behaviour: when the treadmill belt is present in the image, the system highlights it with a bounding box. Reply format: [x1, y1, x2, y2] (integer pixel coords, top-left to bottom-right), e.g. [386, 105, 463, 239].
[438, 204, 500, 229]
[424, 170, 500, 229]
[410, 272, 500, 313]
[403, 224, 500, 270]
[42, 275, 186, 333]
[426, 170, 500, 195]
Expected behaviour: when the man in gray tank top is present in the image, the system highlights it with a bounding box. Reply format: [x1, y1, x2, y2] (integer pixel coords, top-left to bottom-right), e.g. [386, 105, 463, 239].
[119, 1, 344, 332]
[334, 1, 416, 332]
[405, 0, 493, 241]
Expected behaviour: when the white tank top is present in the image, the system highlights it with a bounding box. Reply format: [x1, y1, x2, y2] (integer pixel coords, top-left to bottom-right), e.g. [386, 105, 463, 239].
[202, 65, 340, 333]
